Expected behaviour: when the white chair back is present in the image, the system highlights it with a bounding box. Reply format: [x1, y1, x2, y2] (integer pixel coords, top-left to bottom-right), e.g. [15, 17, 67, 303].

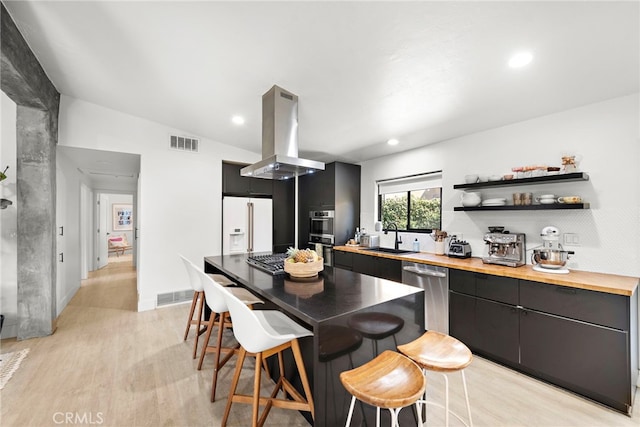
[179, 254, 203, 292]
[219, 285, 299, 354]
[196, 268, 230, 314]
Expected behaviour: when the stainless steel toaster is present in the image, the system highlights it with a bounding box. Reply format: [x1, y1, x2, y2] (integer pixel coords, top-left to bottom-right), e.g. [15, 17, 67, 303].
[359, 234, 380, 248]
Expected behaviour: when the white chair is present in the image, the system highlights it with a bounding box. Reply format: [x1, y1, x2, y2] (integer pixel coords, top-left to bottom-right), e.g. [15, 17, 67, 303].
[217, 282, 315, 427]
[194, 268, 263, 402]
[179, 254, 208, 359]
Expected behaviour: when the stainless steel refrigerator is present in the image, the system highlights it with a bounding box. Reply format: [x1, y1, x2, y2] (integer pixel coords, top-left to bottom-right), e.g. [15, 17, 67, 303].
[222, 196, 273, 254]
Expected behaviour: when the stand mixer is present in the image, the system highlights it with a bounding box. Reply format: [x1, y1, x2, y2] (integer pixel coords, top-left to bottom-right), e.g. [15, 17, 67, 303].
[531, 226, 574, 274]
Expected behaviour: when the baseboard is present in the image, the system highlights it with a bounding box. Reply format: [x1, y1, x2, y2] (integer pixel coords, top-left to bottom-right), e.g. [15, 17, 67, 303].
[137, 297, 156, 312]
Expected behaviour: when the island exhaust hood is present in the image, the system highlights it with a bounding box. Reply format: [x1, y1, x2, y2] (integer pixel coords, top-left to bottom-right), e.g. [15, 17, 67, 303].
[240, 85, 324, 180]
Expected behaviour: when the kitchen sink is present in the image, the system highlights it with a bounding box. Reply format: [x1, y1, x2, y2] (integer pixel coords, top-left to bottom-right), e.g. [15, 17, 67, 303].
[362, 247, 417, 255]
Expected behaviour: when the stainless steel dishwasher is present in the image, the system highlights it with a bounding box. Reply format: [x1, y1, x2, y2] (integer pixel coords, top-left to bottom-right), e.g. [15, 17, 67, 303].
[402, 261, 449, 334]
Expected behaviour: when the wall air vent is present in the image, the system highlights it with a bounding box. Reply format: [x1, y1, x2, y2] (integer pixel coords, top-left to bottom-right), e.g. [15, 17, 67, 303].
[170, 135, 199, 152]
[157, 289, 193, 307]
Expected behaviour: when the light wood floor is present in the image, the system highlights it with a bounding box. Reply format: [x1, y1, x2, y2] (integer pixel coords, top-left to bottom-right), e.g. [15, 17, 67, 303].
[0, 255, 638, 426]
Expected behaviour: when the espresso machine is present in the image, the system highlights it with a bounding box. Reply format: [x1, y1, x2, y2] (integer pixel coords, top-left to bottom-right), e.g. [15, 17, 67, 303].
[482, 230, 526, 267]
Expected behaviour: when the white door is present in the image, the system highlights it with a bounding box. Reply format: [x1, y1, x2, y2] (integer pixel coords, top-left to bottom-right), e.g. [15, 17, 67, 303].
[96, 193, 109, 269]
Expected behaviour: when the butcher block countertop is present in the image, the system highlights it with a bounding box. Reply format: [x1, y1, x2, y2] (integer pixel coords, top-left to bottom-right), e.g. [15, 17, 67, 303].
[334, 245, 639, 297]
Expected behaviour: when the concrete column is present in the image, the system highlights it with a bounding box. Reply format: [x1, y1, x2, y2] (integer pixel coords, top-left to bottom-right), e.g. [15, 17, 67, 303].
[16, 106, 57, 339]
[2, 3, 60, 340]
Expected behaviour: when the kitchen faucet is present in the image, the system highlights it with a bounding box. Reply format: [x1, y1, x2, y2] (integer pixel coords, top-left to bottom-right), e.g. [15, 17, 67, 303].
[384, 222, 402, 250]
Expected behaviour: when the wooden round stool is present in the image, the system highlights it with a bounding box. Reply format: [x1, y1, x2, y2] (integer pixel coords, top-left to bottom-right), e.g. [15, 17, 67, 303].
[397, 331, 473, 427]
[340, 350, 426, 427]
[347, 312, 404, 356]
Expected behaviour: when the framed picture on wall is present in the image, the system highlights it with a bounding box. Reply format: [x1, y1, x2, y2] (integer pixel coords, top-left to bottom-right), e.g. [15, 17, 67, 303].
[113, 204, 133, 231]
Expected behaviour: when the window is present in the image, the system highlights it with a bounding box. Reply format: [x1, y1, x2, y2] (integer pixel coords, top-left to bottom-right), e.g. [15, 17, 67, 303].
[378, 172, 442, 232]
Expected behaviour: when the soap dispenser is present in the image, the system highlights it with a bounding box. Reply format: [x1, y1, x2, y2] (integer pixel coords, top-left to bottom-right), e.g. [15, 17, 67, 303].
[413, 238, 420, 252]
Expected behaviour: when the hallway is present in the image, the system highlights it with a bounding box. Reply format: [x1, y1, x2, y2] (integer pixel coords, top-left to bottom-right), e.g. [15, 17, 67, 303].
[0, 256, 309, 426]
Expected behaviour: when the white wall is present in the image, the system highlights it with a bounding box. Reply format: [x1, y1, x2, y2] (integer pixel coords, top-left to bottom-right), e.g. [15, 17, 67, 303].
[57, 95, 260, 311]
[56, 148, 94, 315]
[360, 94, 640, 277]
[1, 91, 18, 338]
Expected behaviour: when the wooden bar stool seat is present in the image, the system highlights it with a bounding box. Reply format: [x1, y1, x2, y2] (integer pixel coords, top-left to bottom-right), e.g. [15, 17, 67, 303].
[347, 312, 404, 356]
[340, 350, 426, 427]
[397, 331, 473, 427]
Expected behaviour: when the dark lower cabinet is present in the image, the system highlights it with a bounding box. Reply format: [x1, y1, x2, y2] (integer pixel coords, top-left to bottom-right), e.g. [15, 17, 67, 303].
[520, 308, 629, 409]
[475, 298, 519, 365]
[351, 253, 401, 282]
[333, 250, 353, 270]
[449, 268, 638, 414]
[449, 291, 477, 349]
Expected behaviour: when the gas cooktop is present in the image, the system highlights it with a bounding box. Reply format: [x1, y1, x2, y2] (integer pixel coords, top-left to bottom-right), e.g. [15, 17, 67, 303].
[246, 253, 287, 275]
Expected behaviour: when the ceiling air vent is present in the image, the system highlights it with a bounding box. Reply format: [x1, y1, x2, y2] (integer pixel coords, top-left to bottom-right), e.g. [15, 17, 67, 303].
[170, 135, 199, 153]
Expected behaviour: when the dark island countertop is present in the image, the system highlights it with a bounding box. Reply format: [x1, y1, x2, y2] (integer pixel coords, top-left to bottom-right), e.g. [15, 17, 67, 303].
[204, 253, 425, 426]
[204, 253, 423, 327]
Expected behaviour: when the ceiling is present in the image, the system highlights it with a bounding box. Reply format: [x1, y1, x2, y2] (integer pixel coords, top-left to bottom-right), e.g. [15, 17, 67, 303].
[5, 1, 639, 170]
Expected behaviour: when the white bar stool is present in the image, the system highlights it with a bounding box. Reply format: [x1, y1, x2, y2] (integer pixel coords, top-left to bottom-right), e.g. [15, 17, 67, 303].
[339, 350, 426, 427]
[218, 282, 315, 427]
[179, 254, 208, 359]
[397, 331, 473, 427]
[193, 268, 263, 402]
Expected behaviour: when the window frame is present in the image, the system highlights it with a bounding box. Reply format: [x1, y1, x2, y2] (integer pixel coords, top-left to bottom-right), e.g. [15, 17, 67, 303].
[377, 171, 443, 233]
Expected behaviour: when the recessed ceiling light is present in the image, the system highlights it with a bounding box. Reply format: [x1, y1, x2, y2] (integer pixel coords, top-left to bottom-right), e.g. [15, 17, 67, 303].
[387, 138, 399, 146]
[508, 51, 533, 68]
[231, 115, 245, 125]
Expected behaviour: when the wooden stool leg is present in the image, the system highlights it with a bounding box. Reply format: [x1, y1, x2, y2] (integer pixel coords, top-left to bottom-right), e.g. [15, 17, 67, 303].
[197, 311, 216, 370]
[192, 291, 205, 359]
[184, 291, 198, 341]
[210, 312, 226, 401]
[291, 339, 314, 419]
[252, 352, 263, 427]
[222, 347, 246, 427]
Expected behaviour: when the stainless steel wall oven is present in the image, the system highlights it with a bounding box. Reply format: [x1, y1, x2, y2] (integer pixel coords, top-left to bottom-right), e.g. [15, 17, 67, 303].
[309, 210, 334, 245]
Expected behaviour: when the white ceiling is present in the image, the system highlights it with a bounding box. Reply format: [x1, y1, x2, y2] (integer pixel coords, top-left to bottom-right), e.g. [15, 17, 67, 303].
[5, 1, 639, 167]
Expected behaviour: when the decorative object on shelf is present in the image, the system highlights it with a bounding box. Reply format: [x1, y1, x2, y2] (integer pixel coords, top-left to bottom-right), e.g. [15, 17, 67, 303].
[561, 155, 580, 173]
[284, 247, 324, 278]
[460, 192, 482, 207]
[464, 174, 479, 184]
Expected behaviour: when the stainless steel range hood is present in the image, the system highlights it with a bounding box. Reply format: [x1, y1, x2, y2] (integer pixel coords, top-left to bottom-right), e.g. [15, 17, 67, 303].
[240, 85, 324, 180]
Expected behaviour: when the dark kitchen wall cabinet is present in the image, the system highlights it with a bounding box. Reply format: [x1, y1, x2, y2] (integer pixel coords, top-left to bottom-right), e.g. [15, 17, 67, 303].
[449, 269, 638, 414]
[222, 161, 294, 252]
[222, 161, 273, 196]
[298, 162, 361, 249]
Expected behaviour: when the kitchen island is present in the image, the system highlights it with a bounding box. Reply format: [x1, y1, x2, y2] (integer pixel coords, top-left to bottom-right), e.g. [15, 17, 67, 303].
[204, 254, 424, 426]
